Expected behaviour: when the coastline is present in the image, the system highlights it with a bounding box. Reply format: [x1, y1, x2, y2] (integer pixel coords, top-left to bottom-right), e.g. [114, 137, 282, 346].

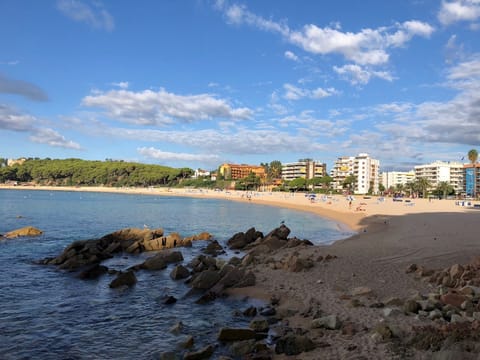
[3, 184, 480, 358]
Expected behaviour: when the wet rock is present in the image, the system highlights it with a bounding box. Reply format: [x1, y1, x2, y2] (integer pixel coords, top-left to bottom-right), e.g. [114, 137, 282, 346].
[77, 264, 108, 279]
[170, 265, 190, 280]
[243, 306, 257, 317]
[179, 335, 194, 349]
[202, 240, 224, 256]
[142, 251, 184, 270]
[249, 317, 269, 333]
[109, 270, 137, 288]
[164, 295, 177, 305]
[218, 328, 256, 341]
[191, 270, 221, 290]
[4, 226, 43, 238]
[183, 344, 214, 360]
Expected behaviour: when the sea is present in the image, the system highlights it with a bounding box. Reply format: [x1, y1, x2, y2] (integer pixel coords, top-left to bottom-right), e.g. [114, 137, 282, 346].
[0, 189, 353, 359]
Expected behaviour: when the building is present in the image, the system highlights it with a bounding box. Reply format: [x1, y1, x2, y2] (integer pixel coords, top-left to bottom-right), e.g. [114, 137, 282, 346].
[381, 171, 415, 189]
[219, 163, 266, 180]
[331, 153, 380, 194]
[414, 161, 464, 193]
[281, 160, 326, 182]
[7, 158, 26, 166]
[192, 169, 210, 179]
[464, 163, 480, 197]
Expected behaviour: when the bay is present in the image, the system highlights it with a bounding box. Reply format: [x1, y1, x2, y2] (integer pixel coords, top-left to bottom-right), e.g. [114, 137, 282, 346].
[0, 189, 351, 359]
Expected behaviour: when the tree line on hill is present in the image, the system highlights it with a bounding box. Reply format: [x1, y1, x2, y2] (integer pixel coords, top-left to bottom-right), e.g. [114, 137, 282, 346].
[0, 158, 194, 187]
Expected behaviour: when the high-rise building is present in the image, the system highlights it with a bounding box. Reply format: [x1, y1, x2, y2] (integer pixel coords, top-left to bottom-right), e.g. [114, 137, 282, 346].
[381, 171, 416, 189]
[464, 164, 480, 197]
[414, 161, 464, 193]
[281, 160, 326, 181]
[331, 153, 380, 194]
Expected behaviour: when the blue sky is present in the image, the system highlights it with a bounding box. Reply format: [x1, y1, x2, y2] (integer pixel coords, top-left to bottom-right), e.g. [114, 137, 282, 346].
[1, 0, 480, 171]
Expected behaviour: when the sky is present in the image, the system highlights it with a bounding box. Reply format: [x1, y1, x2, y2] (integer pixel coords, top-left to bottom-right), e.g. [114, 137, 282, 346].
[1, 0, 480, 172]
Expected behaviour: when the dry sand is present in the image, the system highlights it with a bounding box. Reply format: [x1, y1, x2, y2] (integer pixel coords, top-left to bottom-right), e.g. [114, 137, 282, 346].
[3, 185, 480, 358]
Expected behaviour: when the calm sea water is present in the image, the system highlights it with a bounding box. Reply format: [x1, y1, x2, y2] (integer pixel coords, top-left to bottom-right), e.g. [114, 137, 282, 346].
[0, 189, 352, 359]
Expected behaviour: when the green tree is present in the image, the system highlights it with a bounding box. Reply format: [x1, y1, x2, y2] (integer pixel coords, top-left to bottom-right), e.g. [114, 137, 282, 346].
[288, 177, 307, 192]
[342, 174, 357, 193]
[468, 149, 478, 198]
[415, 178, 431, 198]
[436, 181, 453, 199]
[269, 160, 282, 179]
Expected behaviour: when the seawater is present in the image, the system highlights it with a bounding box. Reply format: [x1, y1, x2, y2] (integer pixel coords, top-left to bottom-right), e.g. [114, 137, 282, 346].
[0, 190, 352, 359]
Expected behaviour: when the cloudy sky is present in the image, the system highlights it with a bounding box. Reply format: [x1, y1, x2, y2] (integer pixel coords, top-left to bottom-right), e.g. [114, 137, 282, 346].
[1, 0, 480, 171]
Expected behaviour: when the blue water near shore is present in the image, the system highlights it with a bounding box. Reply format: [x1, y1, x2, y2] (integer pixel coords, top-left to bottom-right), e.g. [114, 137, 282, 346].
[0, 189, 352, 359]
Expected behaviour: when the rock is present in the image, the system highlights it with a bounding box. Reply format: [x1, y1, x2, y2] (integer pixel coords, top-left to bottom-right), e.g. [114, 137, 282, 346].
[265, 224, 290, 240]
[372, 324, 393, 341]
[406, 263, 418, 273]
[202, 240, 224, 256]
[170, 265, 190, 280]
[275, 334, 315, 355]
[170, 321, 184, 334]
[403, 299, 420, 314]
[109, 270, 137, 288]
[311, 314, 342, 330]
[142, 251, 184, 270]
[440, 292, 467, 308]
[383, 307, 402, 317]
[77, 264, 108, 279]
[249, 317, 269, 333]
[428, 309, 443, 320]
[228, 339, 256, 357]
[259, 307, 276, 316]
[159, 352, 176, 360]
[227, 232, 248, 249]
[4, 226, 43, 238]
[351, 286, 373, 297]
[285, 255, 313, 272]
[179, 335, 194, 349]
[449, 264, 464, 280]
[164, 295, 177, 305]
[183, 344, 214, 360]
[190, 270, 221, 290]
[243, 306, 257, 317]
[218, 328, 257, 341]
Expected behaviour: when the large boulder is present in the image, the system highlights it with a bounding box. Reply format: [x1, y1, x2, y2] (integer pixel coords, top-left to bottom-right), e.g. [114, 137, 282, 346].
[190, 270, 221, 290]
[226, 227, 263, 250]
[170, 265, 190, 280]
[4, 226, 43, 238]
[217, 328, 257, 341]
[141, 251, 184, 271]
[109, 270, 137, 288]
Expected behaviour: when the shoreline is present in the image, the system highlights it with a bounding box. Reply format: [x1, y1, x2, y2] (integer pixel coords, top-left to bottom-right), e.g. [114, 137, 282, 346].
[4, 184, 480, 358]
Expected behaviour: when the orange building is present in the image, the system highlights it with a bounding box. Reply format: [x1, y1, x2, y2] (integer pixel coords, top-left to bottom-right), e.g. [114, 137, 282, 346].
[219, 163, 266, 180]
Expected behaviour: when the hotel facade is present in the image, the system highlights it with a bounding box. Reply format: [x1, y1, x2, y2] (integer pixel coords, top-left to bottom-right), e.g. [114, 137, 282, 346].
[281, 160, 326, 182]
[331, 153, 380, 194]
[414, 161, 464, 193]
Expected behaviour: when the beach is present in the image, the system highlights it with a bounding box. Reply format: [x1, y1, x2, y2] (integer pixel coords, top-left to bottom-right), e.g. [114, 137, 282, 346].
[3, 185, 480, 358]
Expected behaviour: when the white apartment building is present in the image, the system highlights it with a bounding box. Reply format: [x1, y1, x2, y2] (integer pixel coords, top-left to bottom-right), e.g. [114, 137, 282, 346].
[282, 160, 326, 181]
[331, 153, 380, 194]
[381, 171, 415, 189]
[414, 161, 464, 193]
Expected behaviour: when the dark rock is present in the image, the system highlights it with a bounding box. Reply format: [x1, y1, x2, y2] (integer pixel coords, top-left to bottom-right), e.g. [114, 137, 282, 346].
[265, 224, 290, 241]
[109, 270, 137, 288]
[218, 328, 257, 341]
[243, 306, 257, 317]
[203, 240, 224, 256]
[183, 344, 214, 360]
[77, 264, 108, 279]
[260, 307, 276, 316]
[404, 299, 421, 314]
[142, 251, 184, 270]
[170, 265, 190, 280]
[164, 295, 177, 305]
[227, 232, 248, 250]
[275, 334, 315, 355]
[249, 317, 269, 332]
[190, 270, 221, 290]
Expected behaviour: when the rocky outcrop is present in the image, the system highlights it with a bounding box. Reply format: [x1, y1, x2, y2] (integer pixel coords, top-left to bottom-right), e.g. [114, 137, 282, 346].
[109, 270, 137, 288]
[3, 226, 43, 239]
[140, 251, 183, 271]
[39, 228, 211, 270]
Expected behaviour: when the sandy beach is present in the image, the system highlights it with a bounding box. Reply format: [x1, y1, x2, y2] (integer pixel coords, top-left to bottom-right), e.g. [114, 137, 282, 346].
[3, 184, 480, 358]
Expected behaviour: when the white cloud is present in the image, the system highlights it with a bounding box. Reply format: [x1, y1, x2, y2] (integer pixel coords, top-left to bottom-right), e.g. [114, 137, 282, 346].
[284, 50, 299, 62]
[138, 147, 220, 163]
[57, 0, 114, 31]
[30, 128, 82, 149]
[81, 88, 253, 125]
[0, 60, 19, 66]
[283, 83, 337, 100]
[217, 2, 434, 67]
[333, 64, 394, 85]
[111, 81, 129, 89]
[438, 0, 480, 25]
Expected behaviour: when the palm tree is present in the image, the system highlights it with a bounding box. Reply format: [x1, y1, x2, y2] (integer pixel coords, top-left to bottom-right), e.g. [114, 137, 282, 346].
[468, 149, 478, 198]
[415, 178, 431, 199]
[437, 181, 453, 199]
